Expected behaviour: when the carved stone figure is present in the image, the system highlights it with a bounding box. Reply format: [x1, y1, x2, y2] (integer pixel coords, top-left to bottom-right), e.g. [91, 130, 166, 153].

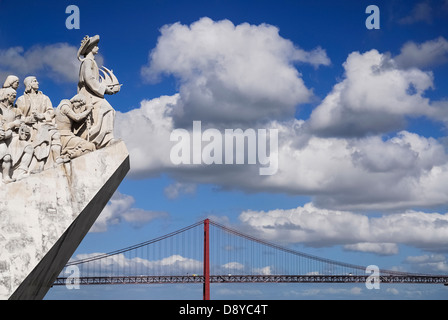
[2, 75, 19, 91]
[76, 35, 119, 149]
[16, 76, 67, 170]
[0, 75, 20, 118]
[54, 94, 95, 159]
[0, 88, 34, 181]
[0, 121, 14, 184]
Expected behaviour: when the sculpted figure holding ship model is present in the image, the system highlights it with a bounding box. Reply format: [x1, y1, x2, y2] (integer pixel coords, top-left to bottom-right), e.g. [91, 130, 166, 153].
[76, 35, 121, 149]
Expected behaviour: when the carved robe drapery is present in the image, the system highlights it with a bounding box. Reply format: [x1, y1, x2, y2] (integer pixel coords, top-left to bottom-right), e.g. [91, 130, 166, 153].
[16, 91, 60, 162]
[0, 104, 30, 167]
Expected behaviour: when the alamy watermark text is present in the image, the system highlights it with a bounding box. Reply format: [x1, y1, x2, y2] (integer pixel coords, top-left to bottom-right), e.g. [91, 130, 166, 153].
[170, 121, 278, 176]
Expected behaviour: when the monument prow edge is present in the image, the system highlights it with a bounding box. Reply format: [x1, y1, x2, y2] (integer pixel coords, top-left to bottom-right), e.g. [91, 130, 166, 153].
[1, 140, 129, 300]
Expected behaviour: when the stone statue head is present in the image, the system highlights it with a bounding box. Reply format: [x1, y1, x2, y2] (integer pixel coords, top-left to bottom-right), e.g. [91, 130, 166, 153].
[3, 75, 19, 90]
[77, 35, 100, 61]
[24, 76, 39, 94]
[18, 124, 31, 141]
[0, 87, 17, 104]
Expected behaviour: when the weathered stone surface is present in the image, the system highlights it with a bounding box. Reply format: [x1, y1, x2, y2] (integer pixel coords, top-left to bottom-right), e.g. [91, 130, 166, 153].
[0, 140, 129, 300]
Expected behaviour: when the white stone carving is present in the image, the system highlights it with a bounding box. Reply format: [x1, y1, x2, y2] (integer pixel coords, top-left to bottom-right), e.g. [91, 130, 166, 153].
[76, 35, 118, 149]
[54, 95, 95, 160]
[0, 35, 122, 184]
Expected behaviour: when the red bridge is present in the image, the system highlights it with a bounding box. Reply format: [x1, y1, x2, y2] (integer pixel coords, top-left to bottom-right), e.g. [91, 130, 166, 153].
[54, 219, 448, 299]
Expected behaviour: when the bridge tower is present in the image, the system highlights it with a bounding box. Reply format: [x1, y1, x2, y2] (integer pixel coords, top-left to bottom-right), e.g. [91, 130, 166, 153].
[203, 219, 210, 300]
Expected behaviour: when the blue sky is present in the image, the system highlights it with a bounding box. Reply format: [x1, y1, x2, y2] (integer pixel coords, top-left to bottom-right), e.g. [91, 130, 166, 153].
[2, 0, 448, 300]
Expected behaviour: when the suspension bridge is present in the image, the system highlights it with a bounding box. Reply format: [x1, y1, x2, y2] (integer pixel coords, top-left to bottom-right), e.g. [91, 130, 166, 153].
[54, 219, 448, 299]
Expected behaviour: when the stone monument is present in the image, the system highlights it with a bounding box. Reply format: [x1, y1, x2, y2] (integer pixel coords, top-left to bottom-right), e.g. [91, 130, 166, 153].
[0, 35, 130, 300]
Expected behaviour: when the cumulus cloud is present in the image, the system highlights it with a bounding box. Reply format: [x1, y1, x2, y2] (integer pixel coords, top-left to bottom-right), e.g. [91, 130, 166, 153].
[71, 253, 202, 276]
[115, 93, 281, 181]
[404, 254, 448, 273]
[141, 17, 330, 127]
[253, 266, 273, 275]
[114, 95, 179, 178]
[255, 126, 448, 210]
[0, 43, 99, 83]
[307, 50, 434, 137]
[297, 287, 363, 298]
[114, 19, 448, 211]
[164, 182, 197, 199]
[394, 37, 448, 69]
[344, 243, 399, 256]
[238, 203, 448, 254]
[222, 262, 245, 272]
[113, 17, 448, 260]
[399, 1, 434, 25]
[91, 192, 168, 232]
[115, 94, 448, 210]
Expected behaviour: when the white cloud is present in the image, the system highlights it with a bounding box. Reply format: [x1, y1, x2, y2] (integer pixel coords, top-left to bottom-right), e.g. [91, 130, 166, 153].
[112, 18, 448, 211]
[115, 93, 284, 182]
[258, 126, 448, 210]
[113, 17, 448, 262]
[238, 202, 448, 254]
[91, 191, 168, 232]
[70, 253, 202, 276]
[394, 37, 448, 69]
[297, 286, 363, 298]
[115, 93, 448, 210]
[222, 262, 245, 271]
[404, 254, 448, 273]
[0, 43, 102, 83]
[307, 50, 434, 137]
[344, 243, 399, 255]
[164, 182, 196, 199]
[253, 266, 273, 275]
[114, 94, 179, 178]
[216, 288, 263, 297]
[399, 1, 433, 25]
[142, 17, 329, 127]
[386, 288, 400, 295]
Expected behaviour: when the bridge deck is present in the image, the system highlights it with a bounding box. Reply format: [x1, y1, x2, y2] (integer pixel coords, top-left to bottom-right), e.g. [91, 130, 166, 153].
[54, 274, 448, 286]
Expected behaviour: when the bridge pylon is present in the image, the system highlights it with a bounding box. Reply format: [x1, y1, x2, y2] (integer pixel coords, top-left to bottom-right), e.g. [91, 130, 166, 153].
[203, 219, 210, 300]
